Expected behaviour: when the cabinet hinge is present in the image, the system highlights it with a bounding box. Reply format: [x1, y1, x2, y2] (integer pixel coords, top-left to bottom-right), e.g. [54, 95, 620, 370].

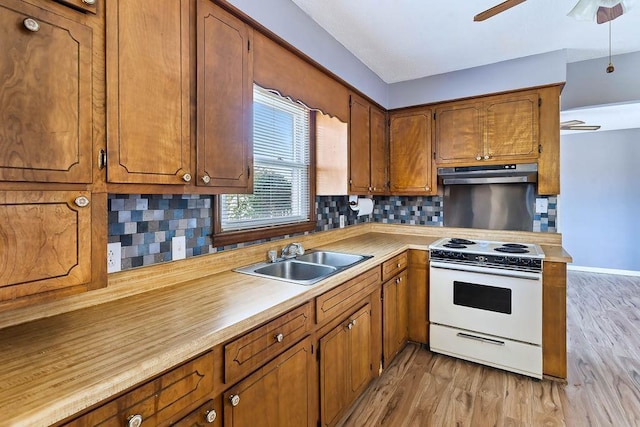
[247, 40, 251, 51]
[317, 420, 321, 427]
[433, 151, 436, 160]
[433, 112, 436, 120]
[247, 167, 251, 178]
[370, 363, 373, 371]
[98, 149, 107, 170]
[538, 144, 543, 154]
[316, 346, 320, 361]
[538, 97, 542, 107]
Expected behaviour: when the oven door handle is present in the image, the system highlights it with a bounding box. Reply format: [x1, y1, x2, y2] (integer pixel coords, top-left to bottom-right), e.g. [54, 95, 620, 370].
[456, 332, 506, 346]
[429, 261, 541, 280]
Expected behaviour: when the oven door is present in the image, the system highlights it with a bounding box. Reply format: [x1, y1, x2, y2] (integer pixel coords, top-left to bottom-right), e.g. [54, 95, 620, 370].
[429, 261, 542, 345]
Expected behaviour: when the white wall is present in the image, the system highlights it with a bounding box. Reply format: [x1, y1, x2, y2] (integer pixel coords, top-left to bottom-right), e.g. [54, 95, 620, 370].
[560, 129, 640, 271]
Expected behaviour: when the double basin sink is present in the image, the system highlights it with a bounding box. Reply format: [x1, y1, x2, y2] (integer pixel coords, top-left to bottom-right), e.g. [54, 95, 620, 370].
[234, 251, 372, 285]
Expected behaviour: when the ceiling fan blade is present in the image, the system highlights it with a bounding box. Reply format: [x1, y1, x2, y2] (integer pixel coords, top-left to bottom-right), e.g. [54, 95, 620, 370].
[561, 124, 601, 130]
[560, 120, 585, 126]
[474, 0, 526, 21]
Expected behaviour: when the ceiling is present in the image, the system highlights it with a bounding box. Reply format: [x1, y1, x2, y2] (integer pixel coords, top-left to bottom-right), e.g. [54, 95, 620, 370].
[289, 0, 640, 84]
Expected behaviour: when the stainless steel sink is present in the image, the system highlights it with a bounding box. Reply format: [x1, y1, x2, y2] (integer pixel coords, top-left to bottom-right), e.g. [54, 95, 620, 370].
[295, 251, 366, 267]
[234, 250, 372, 285]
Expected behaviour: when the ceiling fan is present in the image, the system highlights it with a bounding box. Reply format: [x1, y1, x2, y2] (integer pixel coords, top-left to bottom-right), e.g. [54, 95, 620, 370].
[474, 0, 634, 23]
[560, 120, 601, 131]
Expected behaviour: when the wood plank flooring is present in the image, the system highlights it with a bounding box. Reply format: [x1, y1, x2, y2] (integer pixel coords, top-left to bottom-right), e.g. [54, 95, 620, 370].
[337, 271, 640, 427]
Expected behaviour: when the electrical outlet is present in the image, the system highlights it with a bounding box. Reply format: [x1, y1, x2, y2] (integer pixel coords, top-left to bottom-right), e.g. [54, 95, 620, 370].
[339, 215, 346, 228]
[107, 242, 121, 273]
[172, 236, 186, 260]
[535, 198, 549, 214]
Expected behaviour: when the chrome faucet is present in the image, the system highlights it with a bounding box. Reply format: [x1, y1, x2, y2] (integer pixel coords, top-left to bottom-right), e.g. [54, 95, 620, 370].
[281, 242, 304, 259]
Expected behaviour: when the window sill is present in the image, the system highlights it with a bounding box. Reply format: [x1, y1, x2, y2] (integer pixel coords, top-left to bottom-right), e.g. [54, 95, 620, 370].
[212, 220, 316, 248]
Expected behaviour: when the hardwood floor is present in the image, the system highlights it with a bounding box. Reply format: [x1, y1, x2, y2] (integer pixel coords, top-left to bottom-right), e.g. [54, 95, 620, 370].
[337, 271, 640, 427]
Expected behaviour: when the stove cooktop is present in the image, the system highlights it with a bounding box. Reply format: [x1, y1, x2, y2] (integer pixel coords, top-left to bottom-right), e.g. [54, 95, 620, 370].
[429, 237, 545, 258]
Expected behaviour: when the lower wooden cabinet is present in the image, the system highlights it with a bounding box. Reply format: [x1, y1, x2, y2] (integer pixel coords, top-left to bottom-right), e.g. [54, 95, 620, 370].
[543, 261, 567, 379]
[223, 337, 316, 427]
[382, 270, 408, 366]
[407, 250, 429, 344]
[65, 352, 215, 426]
[319, 303, 373, 427]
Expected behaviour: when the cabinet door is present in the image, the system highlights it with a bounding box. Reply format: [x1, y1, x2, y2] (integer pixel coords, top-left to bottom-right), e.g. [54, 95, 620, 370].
[0, 0, 92, 183]
[224, 338, 315, 427]
[320, 303, 372, 427]
[369, 106, 388, 194]
[389, 110, 435, 195]
[407, 250, 429, 344]
[484, 92, 539, 161]
[106, 0, 191, 184]
[0, 191, 92, 302]
[382, 270, 408, 366]
[197, 1, 253, 192]
[434, 101, 483, 164]
[348, 95, 371, 194]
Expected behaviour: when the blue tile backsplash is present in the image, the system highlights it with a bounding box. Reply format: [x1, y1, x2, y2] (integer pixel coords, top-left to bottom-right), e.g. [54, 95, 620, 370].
[108, 193, 556, 270]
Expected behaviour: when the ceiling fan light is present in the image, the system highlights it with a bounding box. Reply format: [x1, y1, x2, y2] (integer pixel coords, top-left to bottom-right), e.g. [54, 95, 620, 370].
[567, 0, 635, 21]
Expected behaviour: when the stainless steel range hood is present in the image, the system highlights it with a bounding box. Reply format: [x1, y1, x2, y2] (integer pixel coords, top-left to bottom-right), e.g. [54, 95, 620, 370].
[438, 163, 537, 185]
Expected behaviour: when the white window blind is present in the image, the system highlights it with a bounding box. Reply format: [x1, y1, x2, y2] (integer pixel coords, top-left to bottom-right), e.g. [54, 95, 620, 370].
[220, 85, 311, 231]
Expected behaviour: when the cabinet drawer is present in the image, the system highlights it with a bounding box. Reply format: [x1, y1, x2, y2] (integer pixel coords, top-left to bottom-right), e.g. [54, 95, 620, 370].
[381, 252, 407, 282]
[172, 398, 222, 427]
[316, 267, 381, 324]
[66, 352, 214, 426]
[224, 302, 313, 384]
[52, 0, 98, 14]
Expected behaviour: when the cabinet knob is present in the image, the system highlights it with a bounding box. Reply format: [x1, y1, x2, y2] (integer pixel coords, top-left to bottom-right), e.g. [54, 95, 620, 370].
[476, 155, 482, 161]
[204, 409, 217, 423]
[397, 263, 401, 268]
[425, 186, 430, 191]
[274, 333, 284, 343]
[201, 174, 211, 184]
[181, 173, 192, 182]
[396, 277, 400, 284]
[484, 155, 490, 160]
[74, 196, 90, 208]
[82, 0, 96, 4]
[373, 187, 377, 191]
[127, 414, 143, 427]
[229, 394, 240, 407]
[23, 18, 40, 32]
[347, 321, 353, 330]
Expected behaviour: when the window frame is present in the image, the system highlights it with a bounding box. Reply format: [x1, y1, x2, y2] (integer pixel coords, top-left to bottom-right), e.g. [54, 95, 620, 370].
[212, 110, 317, 247]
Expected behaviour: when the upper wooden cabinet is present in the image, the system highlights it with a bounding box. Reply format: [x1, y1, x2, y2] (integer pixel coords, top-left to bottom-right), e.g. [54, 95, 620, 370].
[106, 0, 191, 185]
[196, 0, 253, 192]
[348, 95, 387, 195]
[0, 0, 93, 184]
[388, 109, 436, 195]
[435, 90, 540, 165]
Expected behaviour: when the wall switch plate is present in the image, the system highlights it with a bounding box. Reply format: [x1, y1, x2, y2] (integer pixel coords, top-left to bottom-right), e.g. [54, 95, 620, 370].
[172, 236, 186, 260]
[535, 198, 549, 214]
[107, 242, 121, 273]
[339, 215, 346, 228]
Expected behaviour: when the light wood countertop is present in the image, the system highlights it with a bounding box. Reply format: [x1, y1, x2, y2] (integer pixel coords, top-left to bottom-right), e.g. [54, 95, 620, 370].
[0, 226, 571, 427]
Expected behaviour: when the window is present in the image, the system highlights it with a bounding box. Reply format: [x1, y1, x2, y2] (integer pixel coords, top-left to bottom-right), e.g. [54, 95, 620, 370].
[213, 85, 315, 245]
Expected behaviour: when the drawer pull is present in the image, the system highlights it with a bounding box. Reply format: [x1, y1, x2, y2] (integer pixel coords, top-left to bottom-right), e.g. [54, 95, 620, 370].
[201, 174, 211, 184]
[74, 195, 90, 208]
[204, 409, 217, 423]
[229, 394, 240, 407]
[274, 333, 284, 343]
[346, 319, 356, 330]
[23, 18, 40, 32]
[456, 332, 505, 346]
[127, 414, 143, 427]
[181, 172, 192, 182]
[397, 263, 401, 268]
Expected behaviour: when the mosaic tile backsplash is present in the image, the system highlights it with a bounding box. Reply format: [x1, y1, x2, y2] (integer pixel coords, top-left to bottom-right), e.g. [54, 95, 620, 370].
[108, 193, 555, 270]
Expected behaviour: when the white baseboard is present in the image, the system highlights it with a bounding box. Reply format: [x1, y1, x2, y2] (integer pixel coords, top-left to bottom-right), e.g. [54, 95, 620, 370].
[567, 265, 640, 277]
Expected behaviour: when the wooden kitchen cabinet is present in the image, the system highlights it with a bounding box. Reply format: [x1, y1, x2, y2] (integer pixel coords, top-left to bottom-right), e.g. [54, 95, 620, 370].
[0, 0, 93, 184]
[223, 337, 316, 427]
[319, 303, 374, 427]
[435, 90, 540, 165]
[382, 269, 408, 366]
[542, 261, 567, 379]
[106, 0, 191, 185]
[223, 302, 312, 385]
[389, 108, 437, 195]
[196, 0, 253, 192]
[349, 94, 388, 195]
[0, 191, 106, 308]
[65, 352, 215, 426]
[407, 250, 429, 344]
